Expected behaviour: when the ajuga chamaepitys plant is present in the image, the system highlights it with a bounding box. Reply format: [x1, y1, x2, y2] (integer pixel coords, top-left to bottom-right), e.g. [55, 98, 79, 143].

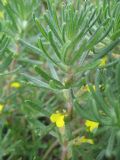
[0, 0, 120, 159]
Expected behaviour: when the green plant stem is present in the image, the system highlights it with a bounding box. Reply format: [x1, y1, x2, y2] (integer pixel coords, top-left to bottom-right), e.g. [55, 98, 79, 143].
[42, 128, 82, 160]
[60, 89, 73, 160]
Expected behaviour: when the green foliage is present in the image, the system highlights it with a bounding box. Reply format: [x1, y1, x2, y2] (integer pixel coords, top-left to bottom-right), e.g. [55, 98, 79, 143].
[0, 0, 120, 160]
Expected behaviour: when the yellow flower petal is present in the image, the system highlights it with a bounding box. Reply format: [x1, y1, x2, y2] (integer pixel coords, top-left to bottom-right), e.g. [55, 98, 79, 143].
[86, 85, 96, 92]
[73, 136, 94, 145]
[99, 56, 107, 67]
[56, 119, 65, 128]
[80, 136, 94, 144]
[50, 113, 58, 123]
[86, 139, 94, 144]
[85, 120, 99, 132]
[0, 104, 4, 113]
[50, 111, 65, 128]
[10, 82, 21, 88]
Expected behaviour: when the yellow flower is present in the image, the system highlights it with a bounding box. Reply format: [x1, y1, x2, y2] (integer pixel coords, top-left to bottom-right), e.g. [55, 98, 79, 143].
[83, 85, 96, 92]
[0, 11, 4, 20]
[99, 56, 107, 67]
[2, 0, 8, 6]
[10, 82, 21, 88]
[73, 136, 94, 145]
[79, 136, 94, 144]
[0, 104, 4, 113]
[85, 120, 99, 132]
[50, 111, 65, 128]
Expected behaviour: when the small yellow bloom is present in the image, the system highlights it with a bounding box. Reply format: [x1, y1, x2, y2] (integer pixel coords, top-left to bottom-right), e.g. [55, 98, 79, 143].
[0, 104, 4, 113]
[0, 11, 4, 20]
[99, 56, 107, 67]
[73, 136, 94, 145]
[83, 85, 96, 92]
[79, 136, 94, 144]
[85, 120, 99, 132]
[50, 111, 65, 128]
[10, 82, 21, 88]
[2, 0, 8, 6]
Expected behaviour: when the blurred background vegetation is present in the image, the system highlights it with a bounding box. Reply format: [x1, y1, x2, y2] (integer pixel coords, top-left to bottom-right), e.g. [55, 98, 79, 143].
[0, 0, 120, 160]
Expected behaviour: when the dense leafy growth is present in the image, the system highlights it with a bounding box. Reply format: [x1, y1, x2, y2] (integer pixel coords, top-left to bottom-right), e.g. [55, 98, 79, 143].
[0, 0, 120, 159]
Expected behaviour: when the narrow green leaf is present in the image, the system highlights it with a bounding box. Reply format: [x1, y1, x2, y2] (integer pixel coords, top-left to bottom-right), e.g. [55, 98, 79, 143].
[116, 61, 120, 95]
[49, 79, 64, 89]
[73, 99, 90, 119]
[38, 39, 57, 65]
[35, 66, 64, 89]
[72, 39, 87, 64]
[38, 39, 67, 72]
[34, 66, 51, 81]
[0, 66, 21, 76]
[62, 23, 66, 42]
[44, 14, 63, 44]
[48, 31, 61, 59]
[25, 100, 49, 116]
[35, 18, 48, 40]
[48, 63, 59, 80]
[0, 35, 10, 54]
[62, 40, 71, 62]
[106, 131, 115, 157]
[5, 4, 18, 29]
[19, 39, 43, 56]
[93, 38, 120, 61]
[47, 0, 54, 18]
[88, 84, 112, 116]
[111, 29, 120, 40]
[21, 73, 51, 89]
[76, 60, 100, 74]
[96, 19, 113, 43]
[0, 50, 13, 72]
[18, 58, 43, 65]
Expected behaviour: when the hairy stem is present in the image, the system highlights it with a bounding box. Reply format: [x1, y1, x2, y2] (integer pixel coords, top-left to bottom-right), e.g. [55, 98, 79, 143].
[61, 89, 73, 160]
